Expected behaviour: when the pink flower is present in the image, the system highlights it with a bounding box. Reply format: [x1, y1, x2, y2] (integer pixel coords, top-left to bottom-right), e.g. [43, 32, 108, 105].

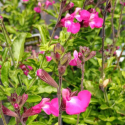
[120, 0, 125, 6]
[39, 51, 45, 54]
[54, 35, 59, 39]
[62, 88, 91, 115]
[0, 15, 3, 19]
[27, 66, 33, 70]
[60, 8, 82, 34]
[80, 9, 103, 29]
[69, 50, 82, 66]
[14, 104, 19, 109]
[46, 56, 52, 62]
[22, 98, 59, 118]
[38, 2, 42, 7]
[34, 7, 41, 13]
[0, 65, 2, 69]
[45, 0, 55, 9]
[22, 0, 29, 2]
[19, 64, 33, 76]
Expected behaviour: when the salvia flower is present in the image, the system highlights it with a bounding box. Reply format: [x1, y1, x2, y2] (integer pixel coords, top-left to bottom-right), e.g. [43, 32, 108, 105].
[120, 0, 125, 6]
[0, 15, 3, 19]
[22, 98, 59, 118]
[19, 64, 33, 76]
[45, 0, 55, 9]
[34, 7, 41, 13]
[39, 51, 52, 62]
[80, 9, 103, 29]
[69, 50, 82, 66]
[22, 0, 29, 2]
[61, 88, 91, 115]
[54, 35, 59, 39]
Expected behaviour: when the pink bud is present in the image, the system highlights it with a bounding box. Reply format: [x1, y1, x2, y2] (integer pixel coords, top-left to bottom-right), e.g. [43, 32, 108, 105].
[34, 7, 41, 13]
[38, 2, 42, 7]
[0, 15, 3, 19]
[85, 51, 96, 61]
[23, 0, 29, 1]
[20, 64, 26, 70]
[62, 2, 74, 13]
[116, 46, 120, 50]
[24, 69, 29, 76]
[39, 51, 45, 54]
[27, 66, 33, 70]
[37, 69, 58, 88]
[54, 35, 59, 39]
[113, 51, 116, 55]
[0, 65, 2, 69]
[14, 103, 19, 109]
[46, 56, 52, 62]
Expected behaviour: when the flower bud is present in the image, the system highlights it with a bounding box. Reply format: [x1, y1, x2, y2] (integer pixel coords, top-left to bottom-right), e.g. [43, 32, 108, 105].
[37, 69, 58, 88]
[51, 52, 61, 63]
[14, 103, 19, 109]
[85, 51, 96, 61]
[116, 46, 120, 50]
[58, 65, 66, 76]
[54, 35, 59, 39]
[62, 2, 74, 13]
[103, 79, 110, 88]
[54, 43, 64, 55]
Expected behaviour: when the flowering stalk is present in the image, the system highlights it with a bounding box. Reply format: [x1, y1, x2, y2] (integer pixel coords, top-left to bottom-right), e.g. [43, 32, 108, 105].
[76, 60, 85, 125]
[102, 0, 110, 104]
[111, 1, 124, 56]
[0, 101, 7, 125]
[0, 20, 15, 66]
[58, 75, 62, 125]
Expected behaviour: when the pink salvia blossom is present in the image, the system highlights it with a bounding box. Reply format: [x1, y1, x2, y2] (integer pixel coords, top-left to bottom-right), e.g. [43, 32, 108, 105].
[46, 56, 52, 62]
[62, 88, 91, 115]
[22, 0, 29, 2]
[22, 98, 59, 118]
[34, 7, 41, 13]
[27, 66, 33, 70]
[39, 51, 45, 54]
[120, 0, 125, 6]
[38, 2, 42, 7]
[14, 104, 19, 109]
[69, 50, 82, 66]
[45, 0, 55, 9]
[80, 9, 103, 29]
[54, 35, 59, 39]
[0, 15, 3, 19]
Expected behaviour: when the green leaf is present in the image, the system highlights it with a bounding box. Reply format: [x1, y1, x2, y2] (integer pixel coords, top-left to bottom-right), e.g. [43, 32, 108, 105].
[2, 48, 8, 63]
[26, 95, 41, 103]
[6, 25, 17, 34]
[27, 115, 38, 125]
[33, 24, 48, 44]
[1, 61, 10, 86]
[8, 117, 16, 125]
[107, 57, 115, 67]
[29, 122, 46, 125]
[12, 33, 27, 62]
[122, 71, 125, 78]
[9, 69, 23, 88]
[43, 9, 57, 18]
[97, 58, 102, 67]
[62, 115, 77, 124]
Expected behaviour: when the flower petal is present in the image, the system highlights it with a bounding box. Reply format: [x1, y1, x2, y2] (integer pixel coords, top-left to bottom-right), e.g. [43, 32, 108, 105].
[62, 89, 70, 101]
[78, 90, 91, 111]
[66, 96, 83, 115]
[42, 102, 51, 115]
[69, 59, 77, 66]
[50, 98, 59, 117]
[80, 10, 90, 21]
[71, 22, 80, 34]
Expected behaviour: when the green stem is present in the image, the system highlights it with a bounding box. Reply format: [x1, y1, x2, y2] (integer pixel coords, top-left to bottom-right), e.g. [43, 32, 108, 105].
[0, 101, 7, 125]
[58, 75, 62, 125]
[0, 21, 15, 66]
[28, 76, 37, 90]
[104, 88, 109, 106]
[76, 62, 85, 125]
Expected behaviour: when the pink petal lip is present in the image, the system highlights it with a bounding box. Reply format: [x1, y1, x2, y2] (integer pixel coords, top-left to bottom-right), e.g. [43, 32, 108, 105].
[78, 90, 91, 112]
[66, 96, 83, 115]
[50, 98, 59, 117]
